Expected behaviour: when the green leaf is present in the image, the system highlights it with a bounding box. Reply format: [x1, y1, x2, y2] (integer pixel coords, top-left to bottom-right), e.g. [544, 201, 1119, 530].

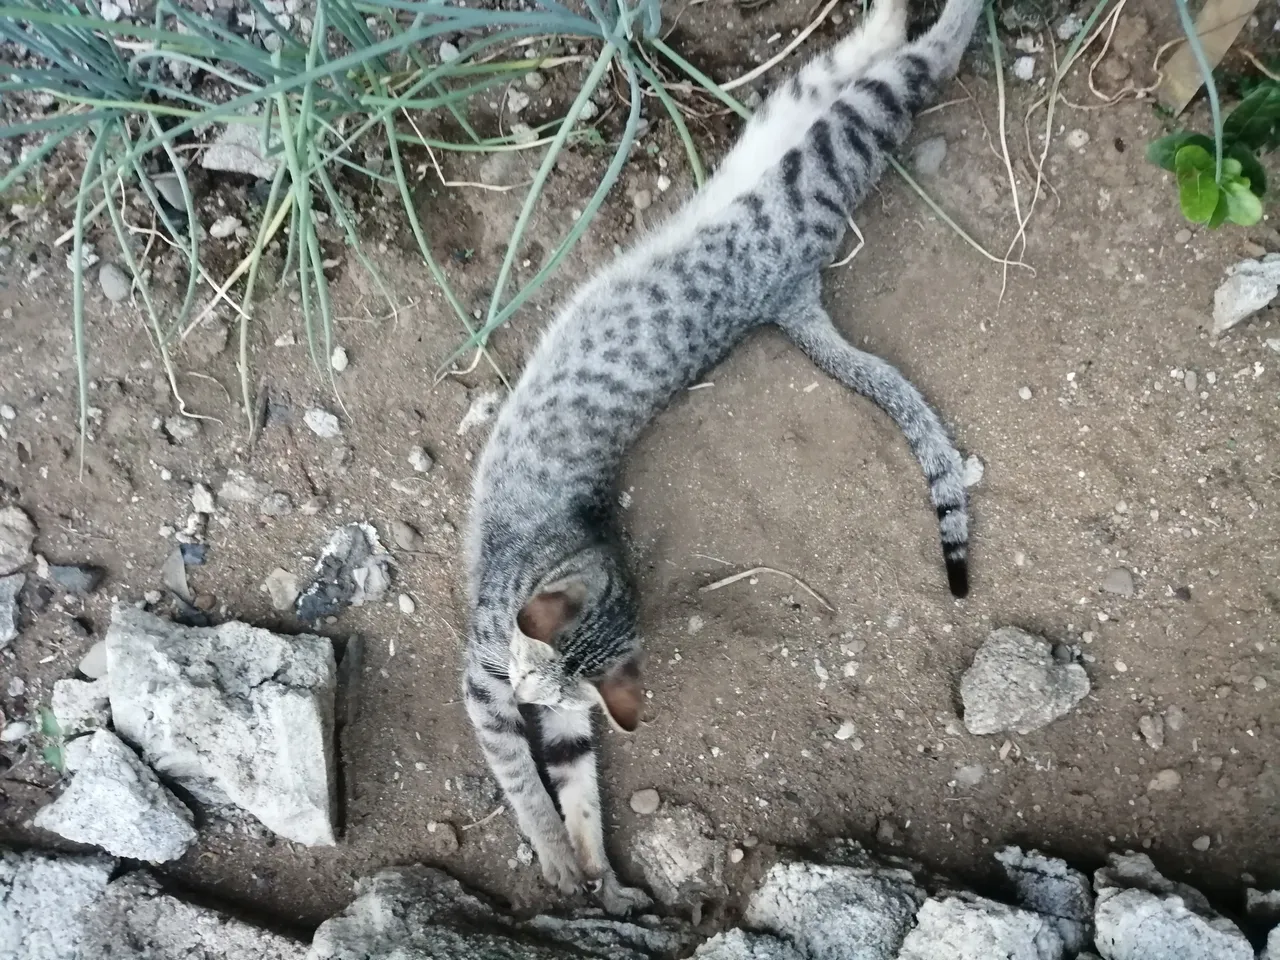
[1223, 82, 1280, 152]
[38, 707, 61, 738]
[1226, 142, 1268, 196]
[41, 743, 65, 772]
[1223, 178, 1264, 225]
[1207, 190, 1230, 228]
[1147, 131, 1215, 172]
[1175, 144, 1220, 223]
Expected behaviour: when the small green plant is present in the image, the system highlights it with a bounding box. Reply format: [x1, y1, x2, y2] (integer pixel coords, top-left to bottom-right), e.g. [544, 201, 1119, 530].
[1147, 81, 1280, 228]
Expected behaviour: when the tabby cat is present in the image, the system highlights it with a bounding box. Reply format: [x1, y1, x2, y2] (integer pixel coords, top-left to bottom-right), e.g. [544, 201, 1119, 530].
[463, 0, 983, 913]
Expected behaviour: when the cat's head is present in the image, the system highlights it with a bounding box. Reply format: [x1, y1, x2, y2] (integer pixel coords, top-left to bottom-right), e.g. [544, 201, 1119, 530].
[508, 563, 644, 732]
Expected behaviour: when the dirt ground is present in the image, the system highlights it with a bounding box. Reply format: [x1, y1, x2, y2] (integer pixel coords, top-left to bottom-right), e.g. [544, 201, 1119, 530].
[2, 0, 1278, 941]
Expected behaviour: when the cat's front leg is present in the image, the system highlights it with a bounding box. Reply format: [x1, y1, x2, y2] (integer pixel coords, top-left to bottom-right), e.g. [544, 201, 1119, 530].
[463, 659, 585, 894]
[537, 705, 653, 914]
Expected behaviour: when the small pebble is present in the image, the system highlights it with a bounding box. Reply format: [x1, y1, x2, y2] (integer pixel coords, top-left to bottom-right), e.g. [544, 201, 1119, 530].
[331, 346, 349, 373]
[259, 492, 293, 517]
[1013, 56, 1035, 81]
[191, 484, 215, 514]
[1184, 370, 1197, 392]
[1192, 835, 1211, 852]
[629, 788, 661, 815]
[209, 215, 241, 239]
[1114, 660, 1128, 673]
[1253, 676, 1268, 691]
[1018, 385, 1033, 400]
[304, 408, 341, 439]
[656, 174, 672, 192]
[79, 641, 108, 679]
[507, 89, 530, 114]
[1066, 129, 1090, 149]
[729, 848, 745, 864]
[391, 520, 423, 551]
[1148, 769, 1181, 792]
[632, 190, 652, 211]
[523, 71, 545, 91]
[438, 40, 460, 62]
[98, 263, 131, 302]
[408, 447, 434, 473]
[300, 496, 326, 516]
[1174, 228, 1192, 244]
[1164, 705, 1186, 731]
[0, 405, 15, 421]
[398, 594, 416, 615]
[834, 719, 857, 741]
[1138, 714, 1164, 750]
[516, 843, 534, 866]
[1, 721, 32, 742]
[1101, 567, 1135, 597]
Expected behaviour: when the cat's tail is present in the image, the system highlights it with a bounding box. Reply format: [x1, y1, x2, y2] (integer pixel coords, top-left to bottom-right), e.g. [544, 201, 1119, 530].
[778, 291, 970, 597]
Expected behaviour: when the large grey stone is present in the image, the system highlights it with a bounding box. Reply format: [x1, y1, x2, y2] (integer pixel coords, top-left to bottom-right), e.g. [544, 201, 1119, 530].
[79, 872, 306, 959]
[33, 730, 196, 863]
[960, 627, 1089, 735]
[897, 895, 1064, 960]
[743, 860, 925, 960]
[694, 929, 805, 959]
[632, 804, 724, 906]
[1094, 887, 1252, 959]
[0, 574, 21, 648]
[200, 122, 279, 179]
[1213, 254, 1280, 334]
[106, 605, 337, 845]
[0, 848, 114, 960]
[307, 866, 695, 960]
[996, 846, 1092, 952]
[0, 506, 34, 577]
[1264, 926, 1279, 960]
[1093, 851, 1210, 913]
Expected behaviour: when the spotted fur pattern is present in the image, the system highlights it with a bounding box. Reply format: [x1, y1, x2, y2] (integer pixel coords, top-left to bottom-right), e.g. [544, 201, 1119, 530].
[462, 0, 984, 912]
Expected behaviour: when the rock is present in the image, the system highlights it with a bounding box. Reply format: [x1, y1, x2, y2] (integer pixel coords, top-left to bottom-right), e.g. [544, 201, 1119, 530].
[78, 871, 306, 959]
[1013, 56, 1035, 81]
[305, 408, 342, 439]
[301, 497, 326, 516]
[524, 70, 545, 91]
[1018, 385, 1033, 400]
[1093, 852, 1211, 913]
[1246, 888, 1280, 925]
[1147, 769, 1181, 792]
[694, 929, 806, 959]
[0, 505, 35, 576]
[1174, 228, 1192, 244]
[633, 190, 653, 211]
[507, 89, 530, 113]
[955, 763, 986, 787]
[438, 40, 460, 62]
[218, 469, 268, 504]
[1191, 835, 1211, 852]
[263, 568, 300, 611]
[51, 678, 111, 734]
[79, 640, 108, 679]
[0, 405, 13, 420]
[0, 848, 115, 960]
[48, 564, 105, 595]
[201, 123, 279, 179]
[959, 627, 1090, 735]
[259, 492, 293, 516]
[191, 483, 216, 514]
[295, 523, 392, 621]
[962, 454, 984, 488]
[1093, 887, 1252, 960]
[160, 547, 191, 603]
[209, 215, 241, 239]
[397, 594, 415, 615]
[1101, 568, 1135, 597]
[389, 520, 421, 551]
[996, 846, 1092, 953]
[834, 719, 858, 740]
[1, 720, 31, 741]
[1163, 705, 1185, 732]
[1138, 714, 1164, 750]
[408, 446, 434, 473]
[897, 895, 1064, 960]
[1057, 13, 1084, 39]
[457, 389, 503, 435]
[745, 859, 925, 960]
[1066, 129, 1090, 150]
[98, 263, 131, 302]
[106, 605, 337, 845]
[630, 788, 661, 815]
[330, 346, 349, 373]
[911, 136, 948, 176]
[0, 573, 22, 647]
[33, 730, 196, 863]
[1213, 255, 1280, 334]
[309, 865, 695, 959]
[1265, 927, 1279, 960]
[632, 804, 724, 906]
[151, 172, 186, 208]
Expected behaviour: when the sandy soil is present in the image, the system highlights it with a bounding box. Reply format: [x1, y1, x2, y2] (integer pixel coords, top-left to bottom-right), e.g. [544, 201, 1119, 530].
[1, 0, 1277, 940]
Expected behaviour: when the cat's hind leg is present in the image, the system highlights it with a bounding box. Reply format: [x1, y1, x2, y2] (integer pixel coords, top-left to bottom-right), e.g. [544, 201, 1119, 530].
[776, 281, 971, 597]
[535, 705, 653, 914]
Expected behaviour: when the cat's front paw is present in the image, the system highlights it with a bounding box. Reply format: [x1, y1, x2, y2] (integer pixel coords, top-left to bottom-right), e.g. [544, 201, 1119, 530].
[596, 875, 653, 915]
[536, 841, 587, 895]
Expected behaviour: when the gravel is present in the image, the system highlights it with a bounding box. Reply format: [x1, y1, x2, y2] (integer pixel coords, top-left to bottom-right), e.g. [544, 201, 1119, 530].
[959, 627, 1090, 735]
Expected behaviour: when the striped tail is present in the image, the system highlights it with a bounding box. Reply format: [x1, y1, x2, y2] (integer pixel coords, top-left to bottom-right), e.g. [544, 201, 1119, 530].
[778, 291, 970, 597]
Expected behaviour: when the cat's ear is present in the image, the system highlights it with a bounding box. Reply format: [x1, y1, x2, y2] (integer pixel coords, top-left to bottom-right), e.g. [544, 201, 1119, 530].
[516, 587, 583, 644]
[594, 659, 643, 733]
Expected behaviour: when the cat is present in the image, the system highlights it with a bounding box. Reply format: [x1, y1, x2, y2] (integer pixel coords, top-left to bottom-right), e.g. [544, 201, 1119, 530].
[462, 0, 984, 914]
